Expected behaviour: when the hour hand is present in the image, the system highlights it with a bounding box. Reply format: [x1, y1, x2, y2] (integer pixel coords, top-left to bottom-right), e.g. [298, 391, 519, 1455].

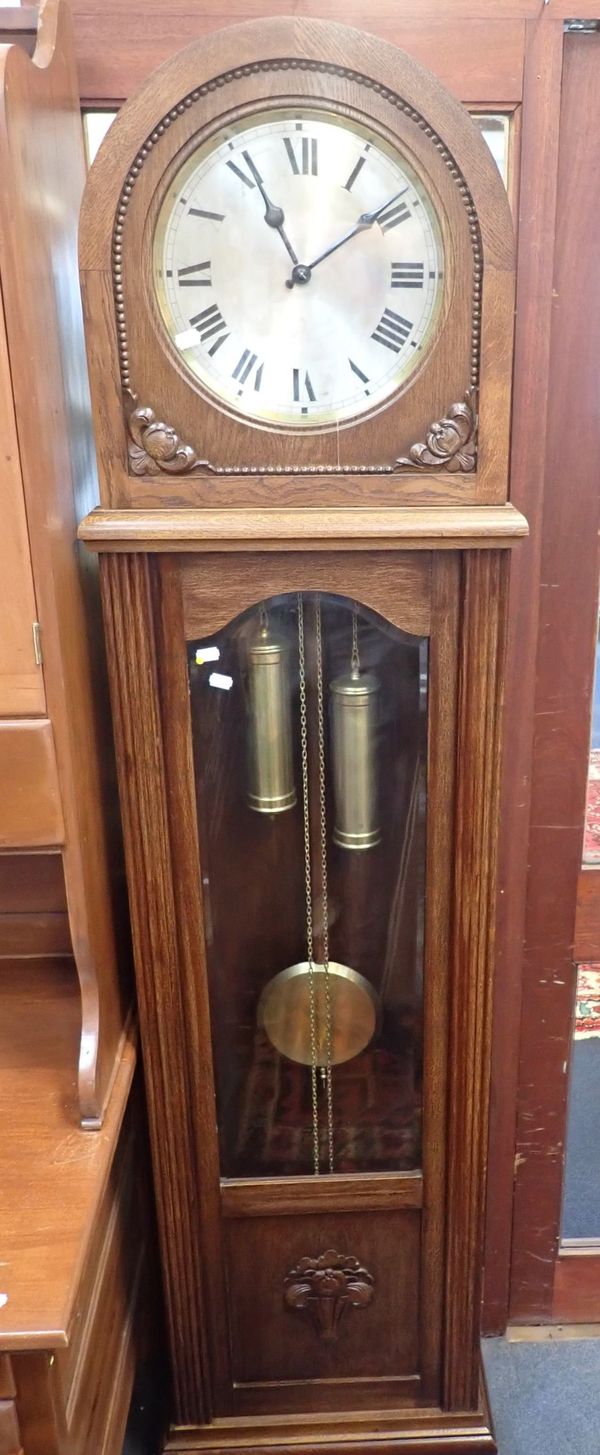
[242, 150, 299, 267]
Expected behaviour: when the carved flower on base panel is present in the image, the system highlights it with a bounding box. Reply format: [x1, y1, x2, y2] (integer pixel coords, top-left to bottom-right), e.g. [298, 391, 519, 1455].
[283, 1250, 375, 1342]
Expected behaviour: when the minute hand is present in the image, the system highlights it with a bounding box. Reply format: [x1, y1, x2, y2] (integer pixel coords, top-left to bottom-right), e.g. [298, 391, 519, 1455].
[286, 186, 409, 288]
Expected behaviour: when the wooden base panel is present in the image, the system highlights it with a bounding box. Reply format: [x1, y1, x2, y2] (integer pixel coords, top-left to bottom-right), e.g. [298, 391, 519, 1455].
[165, 1377, 496, 1455]
[166, 1417, 496, 1454]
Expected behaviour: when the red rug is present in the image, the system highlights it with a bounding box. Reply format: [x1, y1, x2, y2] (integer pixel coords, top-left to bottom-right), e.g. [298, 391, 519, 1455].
[583, 748, 600, 863]
[233, 1024, 421, 1177]
[575, 964, 600, 1040]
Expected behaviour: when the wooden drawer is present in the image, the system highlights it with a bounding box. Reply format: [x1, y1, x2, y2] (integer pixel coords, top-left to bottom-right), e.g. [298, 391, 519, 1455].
[0, 722, 63, 848]
[0, 1398, 22, 1455]
[53, 1118, 142, 1455]
[0, 853, 71, 958]
[11, 1109, 143, 1455]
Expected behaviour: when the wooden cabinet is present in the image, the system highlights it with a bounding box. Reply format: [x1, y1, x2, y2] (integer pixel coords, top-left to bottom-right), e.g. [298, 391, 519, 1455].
[0, 0, 130, 1125]
[79, 14, 526, 1452]
[0, 960, 146, 1455]
[0, 293, 44, 720]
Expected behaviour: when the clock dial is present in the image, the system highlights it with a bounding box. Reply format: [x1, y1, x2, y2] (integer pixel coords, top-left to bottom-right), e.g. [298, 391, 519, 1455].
[153, 108, 445, 428]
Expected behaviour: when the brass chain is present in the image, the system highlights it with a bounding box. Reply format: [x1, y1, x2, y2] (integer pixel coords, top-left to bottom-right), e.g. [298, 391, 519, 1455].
[315, 599, 334, 1174]
[297, 594, 320, 1176]
[351, 602, 360, 675]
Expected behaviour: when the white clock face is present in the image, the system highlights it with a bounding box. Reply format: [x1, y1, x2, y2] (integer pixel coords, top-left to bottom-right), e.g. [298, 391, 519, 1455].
[153, 108, 445, 429]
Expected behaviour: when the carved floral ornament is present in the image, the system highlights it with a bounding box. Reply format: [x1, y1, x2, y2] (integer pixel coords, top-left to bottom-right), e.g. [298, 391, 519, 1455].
[125, 389, 477, 478]
[396, 388, 477, 473]
[283, 1249, 375, 1342]
[126, 395, 204, 475]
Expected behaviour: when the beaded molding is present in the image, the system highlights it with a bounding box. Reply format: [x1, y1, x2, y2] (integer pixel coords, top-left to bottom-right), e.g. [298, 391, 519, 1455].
[112, 58, 483, 472]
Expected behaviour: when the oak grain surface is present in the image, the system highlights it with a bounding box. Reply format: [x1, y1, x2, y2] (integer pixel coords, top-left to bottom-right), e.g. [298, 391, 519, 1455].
[0, 722, 63, 849]
[79, 16, 514, 511]
[80, 505, 528, 552]
[0, 958, 136, 1350]
[0, 291, 44, 717]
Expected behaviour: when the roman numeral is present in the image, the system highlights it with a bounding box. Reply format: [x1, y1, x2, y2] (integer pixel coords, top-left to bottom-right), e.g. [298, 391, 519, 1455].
[378, 200, 411, 232]
[292, 368, 316, 408]
[284, 136, 318, 176]
[190, 303, 230, 355]
[343, 155, 367, 192]
[371, 308, 412, 353]
[349, 358, 370, 386]
[188, 207, 225, 222]
[226, 154, 258, 189]
[391, 262, 424, 289]
[177, 261, 211, 287]
[232, 349, 264, 390]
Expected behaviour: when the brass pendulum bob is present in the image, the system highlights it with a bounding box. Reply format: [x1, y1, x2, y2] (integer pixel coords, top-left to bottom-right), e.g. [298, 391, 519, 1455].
[258, 959, 379, 1069]
[330, 606, 381, 851]
[245, 608, 296, 814]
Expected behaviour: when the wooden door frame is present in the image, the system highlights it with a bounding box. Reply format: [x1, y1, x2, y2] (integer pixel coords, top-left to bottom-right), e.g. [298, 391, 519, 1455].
[505, 24, 600, 1326]
[481, 7, 565, 1334]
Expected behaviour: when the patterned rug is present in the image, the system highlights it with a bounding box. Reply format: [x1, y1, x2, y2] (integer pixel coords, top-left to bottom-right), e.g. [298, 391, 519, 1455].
[233, 1021, 421, 1177]
[574, 748, 600, 1037]
[575, 964, 600, 1039]
[583, 748, 600, 863]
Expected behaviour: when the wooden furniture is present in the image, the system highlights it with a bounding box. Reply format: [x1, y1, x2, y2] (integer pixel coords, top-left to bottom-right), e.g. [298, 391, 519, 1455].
[0, 0, 130, 1126]
[79, 15, 526, 1452]
[66, 0, 600, 1338]
[0, 958, 144, 1455]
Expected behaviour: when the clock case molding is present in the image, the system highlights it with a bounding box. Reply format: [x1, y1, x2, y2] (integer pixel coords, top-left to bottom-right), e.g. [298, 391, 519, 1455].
[79, 17, 527, 1455]
[79, 17, 516, 513]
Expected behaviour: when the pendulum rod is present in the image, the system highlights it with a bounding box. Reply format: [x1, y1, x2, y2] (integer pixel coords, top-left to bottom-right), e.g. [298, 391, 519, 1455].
[297, 594, 335, 1175]
[297, 594, 320, 1176]
[315, 599, 334, 1174]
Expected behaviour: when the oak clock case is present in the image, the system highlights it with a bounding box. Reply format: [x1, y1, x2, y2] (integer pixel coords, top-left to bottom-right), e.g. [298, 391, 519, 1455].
[79, 17, 521, 1455]
[80, 22, 514, 509]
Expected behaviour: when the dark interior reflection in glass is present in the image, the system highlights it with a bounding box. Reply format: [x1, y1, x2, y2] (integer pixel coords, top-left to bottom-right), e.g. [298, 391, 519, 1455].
[188, 593, 427, 1179]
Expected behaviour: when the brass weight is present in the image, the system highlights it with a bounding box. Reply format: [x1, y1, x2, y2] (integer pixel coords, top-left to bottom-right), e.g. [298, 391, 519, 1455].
[330, 668, 381, 850]
[245, 619, 296, 814]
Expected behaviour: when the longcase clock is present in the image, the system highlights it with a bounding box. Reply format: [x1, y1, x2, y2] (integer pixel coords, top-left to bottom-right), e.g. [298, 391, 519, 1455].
[79, 19, 526, 1454]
